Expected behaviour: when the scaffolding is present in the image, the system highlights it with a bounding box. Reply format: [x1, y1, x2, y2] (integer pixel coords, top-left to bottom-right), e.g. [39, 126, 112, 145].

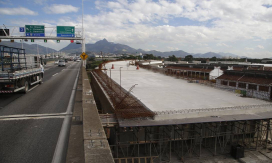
[110, 119, 272, 163]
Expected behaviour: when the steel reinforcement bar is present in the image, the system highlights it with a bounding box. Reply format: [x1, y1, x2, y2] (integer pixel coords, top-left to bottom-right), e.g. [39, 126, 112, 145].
[92, 69, 155, 119]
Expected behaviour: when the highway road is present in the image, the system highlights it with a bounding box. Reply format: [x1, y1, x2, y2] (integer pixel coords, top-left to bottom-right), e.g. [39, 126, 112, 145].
[0, 61, 81, 163]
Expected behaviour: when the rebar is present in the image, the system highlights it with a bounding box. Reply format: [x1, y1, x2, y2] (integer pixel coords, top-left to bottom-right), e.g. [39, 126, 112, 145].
[92, 69, 155, 119]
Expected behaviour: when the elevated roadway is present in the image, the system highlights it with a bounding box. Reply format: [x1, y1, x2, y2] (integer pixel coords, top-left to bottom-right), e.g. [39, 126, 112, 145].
[0, 61, 80, 163]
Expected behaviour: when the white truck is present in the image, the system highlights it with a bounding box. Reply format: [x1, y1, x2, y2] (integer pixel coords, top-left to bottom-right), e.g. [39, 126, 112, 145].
[0, 45, 44, 93]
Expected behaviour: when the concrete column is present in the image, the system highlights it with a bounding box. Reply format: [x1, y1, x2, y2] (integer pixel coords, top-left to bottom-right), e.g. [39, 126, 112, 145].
[236, 82, 238, 89]
[246, 83, 249, 90]
[227, 80, 229, 86]
[257, 85, 259, 91]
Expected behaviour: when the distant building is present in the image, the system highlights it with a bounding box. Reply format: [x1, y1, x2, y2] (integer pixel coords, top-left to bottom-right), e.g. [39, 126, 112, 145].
[216, 70, 272, 100]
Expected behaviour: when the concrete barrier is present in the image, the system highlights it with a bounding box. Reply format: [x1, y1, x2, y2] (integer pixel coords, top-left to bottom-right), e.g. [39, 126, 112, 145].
[82, 68, 114, 163]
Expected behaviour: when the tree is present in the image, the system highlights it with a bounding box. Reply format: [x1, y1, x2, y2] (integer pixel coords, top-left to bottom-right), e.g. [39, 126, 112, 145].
[210, 56, 217, 61]
[184, 55, 193, 61]
[168, 55, 178, 61]
[88, 57, 95, 61]
[143, 54, 155, 60]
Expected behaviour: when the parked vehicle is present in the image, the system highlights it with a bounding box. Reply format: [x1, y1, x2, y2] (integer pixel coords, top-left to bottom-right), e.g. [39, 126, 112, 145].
[54, 60, 59, 65]
[0, 45, 44, 93]
[58, 60, 66, 67]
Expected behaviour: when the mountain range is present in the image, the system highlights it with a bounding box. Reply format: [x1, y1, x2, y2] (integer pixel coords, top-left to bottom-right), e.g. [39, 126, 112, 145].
[0, 41, 57, 54]
[60, 39, 240, 58]
[0, 39, 241, 58]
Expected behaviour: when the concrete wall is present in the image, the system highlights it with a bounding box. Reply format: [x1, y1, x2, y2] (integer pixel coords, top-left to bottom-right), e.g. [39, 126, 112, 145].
[90, 72, 115, 114]
[82, 68, 114, 163]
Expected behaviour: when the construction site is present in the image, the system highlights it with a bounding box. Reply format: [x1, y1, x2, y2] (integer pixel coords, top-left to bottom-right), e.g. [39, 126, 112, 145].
[89, 60, 272, 163]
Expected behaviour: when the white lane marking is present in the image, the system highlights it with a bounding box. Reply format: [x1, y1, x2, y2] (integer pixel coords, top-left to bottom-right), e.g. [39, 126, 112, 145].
[0, 112, 68, 121]
[28, 84, 39, 92]
[0, 116, 65, 121]
[0, 112, 68, 119]
[52, 73, 58, 76]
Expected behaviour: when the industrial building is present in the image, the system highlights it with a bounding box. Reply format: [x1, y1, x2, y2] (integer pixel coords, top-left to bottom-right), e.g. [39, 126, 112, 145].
[216, 70, 272, 101]
[89, 60, 272, 162]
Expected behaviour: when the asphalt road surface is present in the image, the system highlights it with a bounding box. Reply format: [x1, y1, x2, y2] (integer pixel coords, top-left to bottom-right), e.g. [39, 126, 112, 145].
[0, 61, 81, 163]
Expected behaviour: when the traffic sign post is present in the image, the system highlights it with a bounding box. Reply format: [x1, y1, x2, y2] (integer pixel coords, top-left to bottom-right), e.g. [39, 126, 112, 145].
[80, 52, 88, 60]
[25, 25, 45, 37]
[57, 26, 75, 37]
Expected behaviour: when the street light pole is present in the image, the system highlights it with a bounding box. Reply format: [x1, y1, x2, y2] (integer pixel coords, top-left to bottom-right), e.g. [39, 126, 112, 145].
[120, 67, 123, 95]
[82, 0, 86, 68]
[110, 68, 112, 88]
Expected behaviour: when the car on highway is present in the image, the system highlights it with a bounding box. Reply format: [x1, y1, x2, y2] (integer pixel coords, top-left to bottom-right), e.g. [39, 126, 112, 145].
[58, 60, 66, 67]
[54, 60, 59, 65]
[76, 59, 81, 62]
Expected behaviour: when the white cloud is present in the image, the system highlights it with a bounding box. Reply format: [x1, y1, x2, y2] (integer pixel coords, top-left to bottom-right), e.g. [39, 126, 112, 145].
[245, 47, 254, 50]
[216, 43, 231, 47]
[43, 4, 79, 14]
[167, 46, 179, 51]
[0, 7, 37, 15]
[33, 0, 47, 5]
[257, 45, 264, 49]
[13, 0, 272, 57]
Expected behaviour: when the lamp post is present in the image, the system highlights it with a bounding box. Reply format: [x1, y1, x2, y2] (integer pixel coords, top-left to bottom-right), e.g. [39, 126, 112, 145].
[120, 67, 123, 95]
[110, 68, 112, 88]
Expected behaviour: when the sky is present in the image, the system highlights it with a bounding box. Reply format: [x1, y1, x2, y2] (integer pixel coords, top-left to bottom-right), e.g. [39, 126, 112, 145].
[0, 0, 272, 58]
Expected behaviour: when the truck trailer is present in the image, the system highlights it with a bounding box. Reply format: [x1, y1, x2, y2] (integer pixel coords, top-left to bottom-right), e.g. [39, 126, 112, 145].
[0, 45, 44, 93]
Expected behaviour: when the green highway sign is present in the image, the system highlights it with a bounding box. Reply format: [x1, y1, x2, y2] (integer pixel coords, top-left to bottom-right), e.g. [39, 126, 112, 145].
[57, 26, 75, 37]
[25, 25, 45, 37]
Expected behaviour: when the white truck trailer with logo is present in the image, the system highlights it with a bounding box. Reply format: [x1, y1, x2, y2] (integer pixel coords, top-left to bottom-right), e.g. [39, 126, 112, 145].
[0, 45, 44, 93]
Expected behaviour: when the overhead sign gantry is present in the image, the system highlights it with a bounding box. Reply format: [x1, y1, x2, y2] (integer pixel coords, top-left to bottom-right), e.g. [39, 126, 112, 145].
[0, 25, 83, 41]
[25, 25, 45, 37]
[57, 26, 75, 37]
